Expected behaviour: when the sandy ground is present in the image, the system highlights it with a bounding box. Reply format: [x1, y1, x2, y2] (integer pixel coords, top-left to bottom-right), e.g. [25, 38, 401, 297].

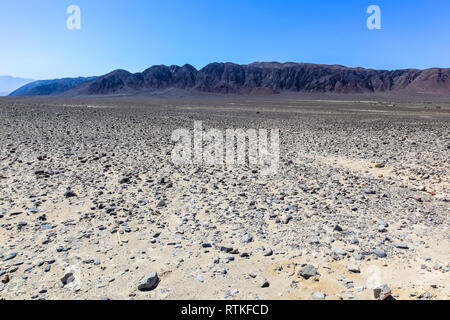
[0, 94, 449, 300]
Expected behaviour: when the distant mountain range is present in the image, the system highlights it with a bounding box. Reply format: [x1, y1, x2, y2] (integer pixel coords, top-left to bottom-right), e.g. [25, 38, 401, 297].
[0, 76, 34, 96]
[9, 62, 450, 97]
[8, 77, 96, 96]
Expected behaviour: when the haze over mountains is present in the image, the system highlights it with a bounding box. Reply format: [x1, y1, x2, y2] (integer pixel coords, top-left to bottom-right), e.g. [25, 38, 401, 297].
[10, 62, 450, 97]
[8, 77, 96, 97]
[0, 76, 34, 96]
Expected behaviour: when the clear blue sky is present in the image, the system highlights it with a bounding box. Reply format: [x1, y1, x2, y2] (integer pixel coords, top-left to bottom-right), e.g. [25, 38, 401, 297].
[1, 0, 449, 79]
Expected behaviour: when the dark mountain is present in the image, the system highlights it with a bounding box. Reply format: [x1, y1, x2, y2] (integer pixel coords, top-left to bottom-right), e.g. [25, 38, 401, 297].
[66, 65, 198, 96]
[21, 62, 450, 97]
[9, 76, 96, 96]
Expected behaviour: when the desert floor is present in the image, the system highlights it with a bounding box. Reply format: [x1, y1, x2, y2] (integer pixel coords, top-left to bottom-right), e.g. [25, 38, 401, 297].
[0, 94, 449, 300]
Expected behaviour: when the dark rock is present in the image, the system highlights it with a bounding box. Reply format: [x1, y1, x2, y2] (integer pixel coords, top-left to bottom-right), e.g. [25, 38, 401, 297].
[61, 273, 75, 286]
[64, 188, 76, 198]
[119, 177, 130, 184]
[137, 272, 159, 291]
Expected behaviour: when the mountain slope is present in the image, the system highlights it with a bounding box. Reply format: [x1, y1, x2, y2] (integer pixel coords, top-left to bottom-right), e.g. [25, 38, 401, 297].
[65, 62, 450, 96]
[0, 76, 34, 96]
[9, 77, 96, 96]
[66, 65, 198, 96]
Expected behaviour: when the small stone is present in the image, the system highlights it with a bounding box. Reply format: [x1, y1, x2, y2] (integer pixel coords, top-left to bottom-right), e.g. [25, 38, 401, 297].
[347, 265, 360, 273]
[353, 254, 363, 261]
[260, 278, 270, 288]
[333, 247, 347, 255]
[61, 273, 75, 286]
[218, 246, 233, 253]
[282, 215, 293, 224]
[373, 249, 387, 258]
[263, 249, 273, 257]
[2, 252, 17, 261]
[241, 234, 253, 243]
[118, 177, 130, 184]
[373, 284, 391, 300]
[64, 188, 76, 198]
[393, 242, 409, 249]
[156, 200, 166, 208]
[1, 275, 10, 284]
[137, 272, 159, 291]
[298, 264, 318, 279]
[375, 162, 385, 168]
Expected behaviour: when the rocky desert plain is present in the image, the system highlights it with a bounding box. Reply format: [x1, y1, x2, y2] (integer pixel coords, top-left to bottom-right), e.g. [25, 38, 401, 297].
[0, 93, 449, 300]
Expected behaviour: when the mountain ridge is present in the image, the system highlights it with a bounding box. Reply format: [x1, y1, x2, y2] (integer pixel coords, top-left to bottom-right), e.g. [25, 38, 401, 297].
[10, 62, 450, 97]
[66, 62, 450, 96]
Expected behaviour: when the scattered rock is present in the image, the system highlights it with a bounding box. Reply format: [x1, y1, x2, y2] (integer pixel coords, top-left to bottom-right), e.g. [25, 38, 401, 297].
[2, 252, 17, 262]
[61, 273, 75, 286]
[1, 275, 10, 284]
[393, 243, 409, 249]
[333, 248, 347, 255]
[64, 188, 77, 198]
[241, 233, 253, 243]
[298, 264, 318, 279]
[137, 272, 159, 291]
[374, 284, 392, 300]
[347, 265, 360, 273]
[373, 249, 387, 258]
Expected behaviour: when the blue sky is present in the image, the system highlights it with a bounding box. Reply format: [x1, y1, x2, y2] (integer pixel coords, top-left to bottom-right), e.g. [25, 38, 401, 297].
[1, 0, 449, 79]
